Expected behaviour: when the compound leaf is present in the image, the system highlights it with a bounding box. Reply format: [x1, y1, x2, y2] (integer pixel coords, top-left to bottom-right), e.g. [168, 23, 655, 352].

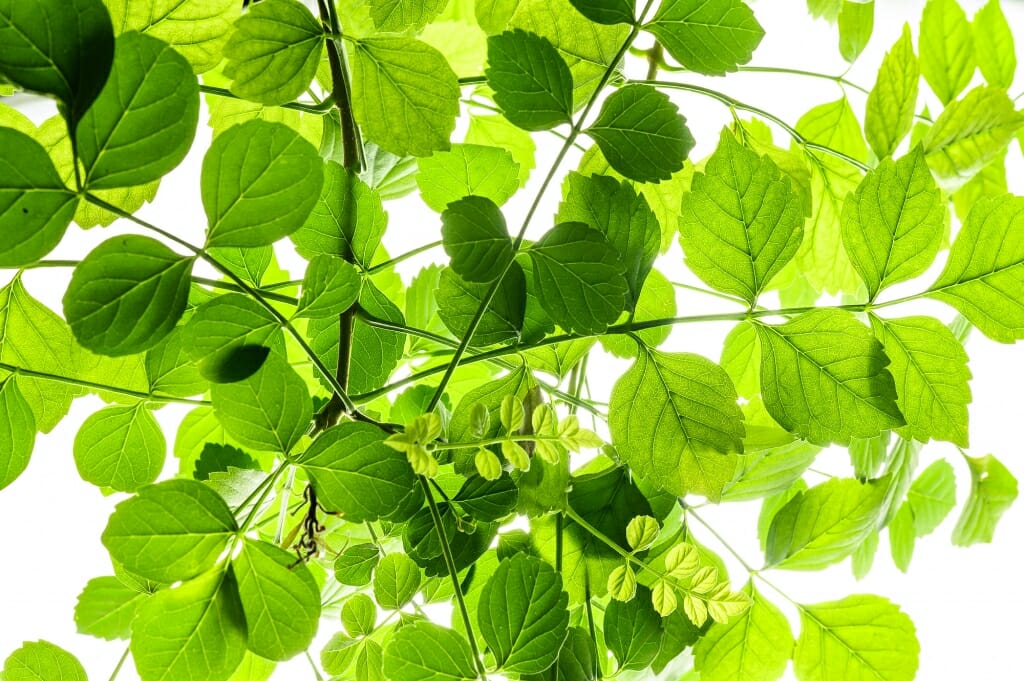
[644, 0, 764, 76]
[486, 29, 574, 131]
[74, 404, 166, 492]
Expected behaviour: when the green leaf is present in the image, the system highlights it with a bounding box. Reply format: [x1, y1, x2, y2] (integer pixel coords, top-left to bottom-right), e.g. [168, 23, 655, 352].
[865, 24, 919, 159]
[478, 553, 570, 674]
[841, 147, 945, 299]
[693, 581, 793, 681]
[350, 37, 459, 157]
[569, 0, 633, 25]
[342, 594, 377, 637]
[203, 120, 324, 247]
[436, 263, 526, 346]
[371, 0, 447, 30]
[0, 128, 78, 268]
[103, 479, 238, 583]
[292, 162, 386, 267]
[454, 474, 519, 521]
[952, 453, 1018, 546]
[919, 0, 974, 105]
[599, 269, 675, 357]
[797, 96, 868, 162]
[485, 29, 574, 131]
[441, 196, 515, 283]
[849, 431, 891, 481]
[643, 0, 764, 76]
[233, 538, 321, 660]
[131, 569, 247, 681]
[0, 378, 34, 492]
[465, 114, 537, 188]
[838, 0, 873, 63]
[104, 0, 240, 74]
[904, 459, 957, 537]
[373, 553, 422, 610]
[417, 144, 521, 212]
[77, 31, 199, 189]
[223, 0, 323, 106]
[74, 576, 148, 640]
[0, 0, 114, 128]
[721, 320, 760, 400]
[334, 544, 381, 586]
[557, 171, 660, 310]
[679, 129, 804, 304]
[74, 404, 166, 492]
[382, 621, 479, 681]
[794, 595, 919, 681]
[973, 0, 1015, 90]
[722, 440, 821, 502]
[529, 222, 628, 335]
[609, 348, 745, 500]
[605, 587, 663, 671]
[766, 477, 886, 570]
[953, 149, 1007, 223]
[586, 83, 694, 183]
[921, 86, 1024, 191]
[146, 327, 208, 398]
[755, 310, 904, 446]
[869, 315, 971, 446]
[296, 255, 361, 319]
[184, 293, 281, 383]
[927, 195, 1024, 342]
[299, 421, 419, 522]
[1, 640, 87, 681]
[64, 235, 195, 356]
[210, 353, 311, 454]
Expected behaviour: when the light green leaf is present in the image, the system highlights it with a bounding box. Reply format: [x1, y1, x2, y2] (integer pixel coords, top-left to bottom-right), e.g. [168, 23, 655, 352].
[184, 292, 282, 383]
[586, 83, 694, 183]
[851, 527, 879, 579]
[797, 96, 868, 162]
[838, 0, 873, 63]
[233, 538, 321, 660]
[74, 576, 148, 640]
[1, 640, 87, 681]
[0, 0, 113, 127]
[794, 595, 919, 681]
[609, 348, 745, 500]
[341, 594, 377, 637]
[334, 544, 381, 586]
[849, 431, 890, 481]
[0, 378, 34, 492]
[485, 29, 574, 131]
[927, 195, 1024, 342]
[921, 86, 1024, 191]
[299, 421, 418, 521]
[952, 149, 1007, 223]
[529, 222, 628, 334]
[465, 114, 537, 187]
[417, 144, 520, 212]
[74, 404, 166, 492]
[102, 479, 237, 583]
[146, 327, 208, 398]
[64, 235, 195, 356]
[203, 120, 324, 247]
[441, 196, 515, 283]
[721, 320, 760, 400]
[599, 269, 675, 357]
[841, 147, 944, 299]
[869, 315, 971, 446]
[679, 129, 804, 304]
[973, 0, 1015, 90]
[350, 37, 459, 157]
[223, 0, 323, 106]
[766, 477, 886, 570]
[371, 0, 447, 30]
[755, 310, 904, 446]
[952, 453, 1018, 546]
[478, 553, 570, 673]
[77, 32, 199, 189]
[865, 24, 919, 159]
[211, 353, 311, 454]
[919, 0, 974, 105]
[694, 581, 793, 681]
[644, 0, 764, 76]
[722, 440, 821, 502]
[296, 255, 361, 319]
[605, 588, 663, 671]
[382, 621, 478, 681]
[131, 570, 247, 681]
[889, 502, 916, 571]
[904, 459, 957, 537]
[557, 171, 660, 310]
[292, 162, 386, 267]
[436, 263, 526, 346]
[373, 553, 422, 610]
[360, 142, 418, 201]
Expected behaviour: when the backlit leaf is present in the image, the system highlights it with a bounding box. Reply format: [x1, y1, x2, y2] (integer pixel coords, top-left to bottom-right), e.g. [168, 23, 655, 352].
[0, 378, 34, 492]
[441, 196, 515, 283]
[382, 621, 478, 681]
[919, 0, 974, 105]
[486, 29, 574, 131]
[74, 576, 148, 640]
[296, 255, 361, 319]
[644, 0, 764, 76]
[2, 640, 87, 681]
[373, 553, 421, 610]
[418, 144, 521, 212]
[952, 453, 1018, 546]
[436, 263, 526, 346]
[74, 404, 166, 492]
[865, 25, 919, 159]
[973, 0, 1015, 90]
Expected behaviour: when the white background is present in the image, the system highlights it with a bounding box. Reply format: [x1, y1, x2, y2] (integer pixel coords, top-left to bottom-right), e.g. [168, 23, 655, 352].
[1, 1, 1022, 679]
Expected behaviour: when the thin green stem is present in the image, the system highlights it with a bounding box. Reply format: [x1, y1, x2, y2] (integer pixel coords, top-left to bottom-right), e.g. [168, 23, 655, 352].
[191, 276, 299, 305]
[367, 240, 443, 273]
[584, 580, 602, 679]
[419, 476, 488, 680]
[107, 646, 130, 681]
[462, 98, 590, 151]
[238, 461, 290, 533]
[18, 259, 81, 270]
[459, 75, 488, 86]
[433, 433, 565, 451]
[304, 650, 326, 681]
[274, 467, 297, 545]
[0, 361, 209, 406]
[199, 84, 333, 114]
[670, 280, 749, 307]
[685, 506, 756, 573]
[735, 65, 871, 95]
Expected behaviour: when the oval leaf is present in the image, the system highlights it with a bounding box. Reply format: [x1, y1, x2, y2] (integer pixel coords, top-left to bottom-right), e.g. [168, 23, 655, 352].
[74, 404, 166, 492]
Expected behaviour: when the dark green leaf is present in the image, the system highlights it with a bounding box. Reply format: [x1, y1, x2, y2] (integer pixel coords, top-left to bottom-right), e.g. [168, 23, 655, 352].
[74, 404, 166, 492]
[296, 255, 362, 319]
[569, 0, 634, 25]
[193, 443, 259, 481]
[382, 621, 478, 681]
[436, 264, 526, 346]
[74, 576, 148, 640]
[586, 84, 693, 183]
[644, 0, 764, 76]
[373, 553, 422, 610]
[454, 474, 518, 521]
[64, 235, 195, 356]
[78, 31, 199, 189]
[203, 120, 324, 247]
[952, 453, 1018, 546]
[418, 144, 521, 212]
[521, 626, 597, 681]
[184, 293, 281, 383]
[0, 377, 34, 491]
[334, 544, 381, 586]
[605, 587, 663, 671]
[441, 196, 515, 283]
[1, 640, 87, 681]
[486, 29, 574, 131]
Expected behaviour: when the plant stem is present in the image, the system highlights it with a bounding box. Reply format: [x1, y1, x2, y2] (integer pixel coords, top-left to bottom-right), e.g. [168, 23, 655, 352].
[0, 361, 209, 406]
[735, 65, 871, 95]
[419, 476, 488, 680]
[685, 506, 757, 573]
[191, 276, 299, 305]
[238, 461, 290, 533]
[198, 84, 333, 114]
[304, 650, 326, 681]
[107, 646, 130, 681]
[367, 240, 443, 273]
[274, 467, 297, 545]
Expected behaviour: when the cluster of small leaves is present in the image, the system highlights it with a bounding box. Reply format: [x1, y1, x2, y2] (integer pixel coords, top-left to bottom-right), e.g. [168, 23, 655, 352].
[0, 0, 1022, 680]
